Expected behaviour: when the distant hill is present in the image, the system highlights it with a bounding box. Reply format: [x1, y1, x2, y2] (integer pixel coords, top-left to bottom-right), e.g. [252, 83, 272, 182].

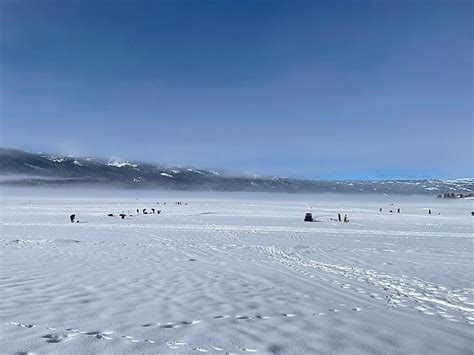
[1, 148, 473, 194]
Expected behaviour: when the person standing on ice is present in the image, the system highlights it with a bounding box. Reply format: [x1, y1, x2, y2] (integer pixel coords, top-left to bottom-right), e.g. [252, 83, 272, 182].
[338, 213, 341, 222]
[344, 214, 349, 223]
[70, 214, 76, 223]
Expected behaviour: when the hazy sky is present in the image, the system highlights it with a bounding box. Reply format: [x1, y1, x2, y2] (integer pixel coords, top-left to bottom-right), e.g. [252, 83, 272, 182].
[1, 0, 472, 179]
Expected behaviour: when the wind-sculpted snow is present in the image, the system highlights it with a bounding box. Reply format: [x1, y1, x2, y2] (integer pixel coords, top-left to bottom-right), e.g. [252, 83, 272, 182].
[1, 190, 473, 354]
[260, 246, 474, 323]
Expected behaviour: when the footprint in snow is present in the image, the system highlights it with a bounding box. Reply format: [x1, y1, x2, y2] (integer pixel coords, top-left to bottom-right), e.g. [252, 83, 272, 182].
[8, 322, 35, 328]
[142, 322, 158, 327]
[167, 341, 186, 349]
[181, 320, 200, 325]
[162, 323, 181, 329]
[121, 335, 136, 341]
[43, 332, 77, 343]
[235, 315, 251, 320]
[214, 315, 231, 319]
[86, 330, 114, 340]
[193, 347, 208, 352]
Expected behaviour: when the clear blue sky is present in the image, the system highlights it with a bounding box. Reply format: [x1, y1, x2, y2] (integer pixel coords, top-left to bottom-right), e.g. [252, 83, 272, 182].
[1, 0, 472, 179]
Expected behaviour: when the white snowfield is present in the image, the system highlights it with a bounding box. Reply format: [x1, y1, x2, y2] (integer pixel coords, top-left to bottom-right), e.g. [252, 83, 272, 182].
[0, 188, 473, 354]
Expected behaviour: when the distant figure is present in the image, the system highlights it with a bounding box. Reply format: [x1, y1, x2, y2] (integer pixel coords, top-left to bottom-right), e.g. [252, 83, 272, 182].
[304, 212, 313, 222]
[471, 212, 474, 216]
[70, 214, 76, 223]
[136, 209, 139, 214]
[343, 214, 349, 223]
[157, 210, 161, 214]
[390, 210, 393, 213]
[119, 213, 126, 219]
[428, 209, 432, 215]
[338, 213, 341, 222]
[379, 208, 382, 212]
[397, 208, 400, 213]
[107, 213, 114, 217]
[143, 208, 147, 214]
[151, 208, 155, 213]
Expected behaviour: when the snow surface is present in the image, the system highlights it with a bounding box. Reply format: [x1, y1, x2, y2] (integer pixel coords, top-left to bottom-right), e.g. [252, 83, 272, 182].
[1, 188, 473, 354]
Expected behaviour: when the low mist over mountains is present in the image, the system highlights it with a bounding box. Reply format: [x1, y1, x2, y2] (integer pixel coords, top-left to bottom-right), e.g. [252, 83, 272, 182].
[1, 148, 472, 195]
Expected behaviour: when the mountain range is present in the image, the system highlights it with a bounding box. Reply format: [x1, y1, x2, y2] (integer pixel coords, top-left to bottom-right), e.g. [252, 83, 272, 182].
[1, 148, 472, 195]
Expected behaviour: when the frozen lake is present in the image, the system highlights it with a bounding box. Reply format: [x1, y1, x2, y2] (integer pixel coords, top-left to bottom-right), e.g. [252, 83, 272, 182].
[1, 188, 473, 354]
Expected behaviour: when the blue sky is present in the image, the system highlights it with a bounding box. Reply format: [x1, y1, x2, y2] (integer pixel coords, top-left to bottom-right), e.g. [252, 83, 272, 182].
[1, 0, 472, 179]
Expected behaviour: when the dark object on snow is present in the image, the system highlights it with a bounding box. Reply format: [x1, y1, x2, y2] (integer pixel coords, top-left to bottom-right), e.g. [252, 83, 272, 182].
[136, 209, 139, 214]
[428, 209, 432, 215]
[70, 214, 76, 223]
[157, 210, 161, 214]
[471, 212, 474, 216]
[390, 210, 393, 213]
[119, 213, 126, 219]
[151, 208, 155, 213]
[338, 213, 341, 222]
[107, 213, 114, 217]
[344, 214, 349, 223]
[397, 208, 400, 213]
[143, 208, 147, 214]
[304, 213, 313, 222]
[379, 208, 382, 212]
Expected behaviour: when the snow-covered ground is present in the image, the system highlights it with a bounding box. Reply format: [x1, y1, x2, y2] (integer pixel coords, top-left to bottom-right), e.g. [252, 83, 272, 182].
[1, 188, 473, 354]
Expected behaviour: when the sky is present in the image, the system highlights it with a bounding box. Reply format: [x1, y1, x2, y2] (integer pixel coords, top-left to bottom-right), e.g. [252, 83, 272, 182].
[1, 0, 472, 180]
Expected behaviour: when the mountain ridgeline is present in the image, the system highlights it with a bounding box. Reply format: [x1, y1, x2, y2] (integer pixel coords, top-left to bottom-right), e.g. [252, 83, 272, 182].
[0, 148, 472, 195]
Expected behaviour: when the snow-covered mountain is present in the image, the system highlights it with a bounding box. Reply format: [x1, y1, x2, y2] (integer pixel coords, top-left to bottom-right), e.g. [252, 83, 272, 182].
[1, 148, 473, 194]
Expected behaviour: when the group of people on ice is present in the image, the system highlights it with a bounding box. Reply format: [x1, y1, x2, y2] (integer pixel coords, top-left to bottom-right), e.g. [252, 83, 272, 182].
[137, 208, 161, 215]
[337, 213, 349, 223]
[69, 201, 192, 222]
[379, 208, 401, 213]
